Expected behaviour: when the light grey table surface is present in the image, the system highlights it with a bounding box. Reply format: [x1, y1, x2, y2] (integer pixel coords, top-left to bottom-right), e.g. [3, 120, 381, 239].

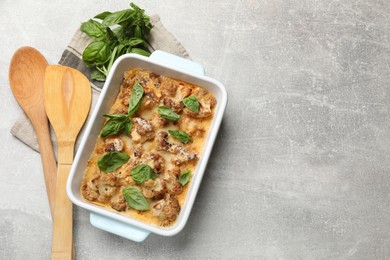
[1, 0, 390, 259]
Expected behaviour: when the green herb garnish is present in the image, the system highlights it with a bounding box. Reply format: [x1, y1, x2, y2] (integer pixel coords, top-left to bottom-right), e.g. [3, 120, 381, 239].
[101, 114, 132, 138]
[157, 106, 181, 121]
[131, 164, 158, 184]
[182, 96, 199, 113]
[98, 152, 130, 172]
[122, 186, 150, 210]
[100, 82, 143, 138]
[81, 3, 153, 81]
[168, 130, 192, 144]
[128, 82, 144, 116]
[179, 170, 192, 186]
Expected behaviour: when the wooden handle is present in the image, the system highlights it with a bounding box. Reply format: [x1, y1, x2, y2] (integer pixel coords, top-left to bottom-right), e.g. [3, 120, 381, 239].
[51, 163, 73, 260]
[34, 121, 57, 218]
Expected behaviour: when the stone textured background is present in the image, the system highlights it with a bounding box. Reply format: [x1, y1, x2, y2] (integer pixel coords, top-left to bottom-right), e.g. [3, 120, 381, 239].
[1, 0, 390, 259]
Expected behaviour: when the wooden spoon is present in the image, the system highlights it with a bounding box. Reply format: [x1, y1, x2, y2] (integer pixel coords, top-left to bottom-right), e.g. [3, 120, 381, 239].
[9, 46, 57, 217]
[44, 65, 91, 260]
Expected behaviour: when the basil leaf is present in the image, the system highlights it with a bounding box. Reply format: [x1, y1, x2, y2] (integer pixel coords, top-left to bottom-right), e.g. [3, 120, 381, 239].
[179, 170, 192, 186]
[80, 19, 106, 40]
[101, 118, 124, 138]
[157, 106, 181, 121]
[82, 41, 111, 66]
[98, 152, 129, 172]
[101, 114, 131, 138]
[120, 38, 145, 48]
[122, 186, 150, 211]
[128, 82, 144, 116]
[131, 164, 157, 184]
[116, 42, 126, 57]
[102, 9, 134, 27]
[91, 68, 106, 81]
[182, 96, 200, 113]
[106, 27, 119, 48]
[129, 47, 151, 57]
[134, 25, 142, 38]
[112, 26, 125, 42]
[168, 130, 192, 144]
[124, 120, 133, 136]
[150, 171, 158, 179]
[94, 11, 112, 20]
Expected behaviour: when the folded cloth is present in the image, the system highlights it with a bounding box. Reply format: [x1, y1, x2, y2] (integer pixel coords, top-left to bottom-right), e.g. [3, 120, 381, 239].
[11, 14, 190, 155]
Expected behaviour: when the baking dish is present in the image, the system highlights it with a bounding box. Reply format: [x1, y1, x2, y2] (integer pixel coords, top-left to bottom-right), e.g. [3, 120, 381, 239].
[66, 50, 227, 242]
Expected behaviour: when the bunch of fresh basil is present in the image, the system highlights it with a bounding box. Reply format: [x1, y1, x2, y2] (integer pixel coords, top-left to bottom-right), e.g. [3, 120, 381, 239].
[81, 3, 153, 81]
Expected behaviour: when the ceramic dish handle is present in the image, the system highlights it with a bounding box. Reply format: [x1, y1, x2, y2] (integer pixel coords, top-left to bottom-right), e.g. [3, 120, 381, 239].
[90, 213, 150, 242]
[89, 51, 205, 242]
[150, 50, 205, 76]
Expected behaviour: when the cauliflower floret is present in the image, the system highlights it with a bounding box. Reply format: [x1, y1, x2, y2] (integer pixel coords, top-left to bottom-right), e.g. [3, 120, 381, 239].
[113, 138, 124, 151]
[155, 131, 198, 165]
[168, 165, 181, 176]
[150, 112, 169, 129]
[133, 143, 143, 158]
[116, 162, 137, 186]
[162, 97, 184, 113]
[131, 117, 155, 143]
[177, 83, 192, 99]
[82, 171, 118, 202]
[178, 115, 205, 137]
[99, 172, 116, 185]
[161, 83, 192, 113]
[184, 87, 216, 118]
[104, 138, 124, 152]
[133, 117, 154, 134]
[155, 131, 172, 151]
[97, 173, 117, 202]
[143, 87, 160, 108]
[139, 152, 165, 174]
[152, 194, 181, 226]
[169, 145, 198, 165]
[164, 173, 183, 195]
[160, 80, 177, 97]
[81, 174, 100, 201]
[119, 89, 131, 107]
[110, 195, 127, 212]
[141, 178, 166, 199]
[97, 185, 116, 202]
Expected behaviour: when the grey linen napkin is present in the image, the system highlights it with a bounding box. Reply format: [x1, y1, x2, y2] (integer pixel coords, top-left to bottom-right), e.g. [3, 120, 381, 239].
[11, 14, 190, 154]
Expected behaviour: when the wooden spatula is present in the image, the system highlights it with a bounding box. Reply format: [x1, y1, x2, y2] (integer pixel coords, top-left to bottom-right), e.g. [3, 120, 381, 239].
[44, 65, 91, 260]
